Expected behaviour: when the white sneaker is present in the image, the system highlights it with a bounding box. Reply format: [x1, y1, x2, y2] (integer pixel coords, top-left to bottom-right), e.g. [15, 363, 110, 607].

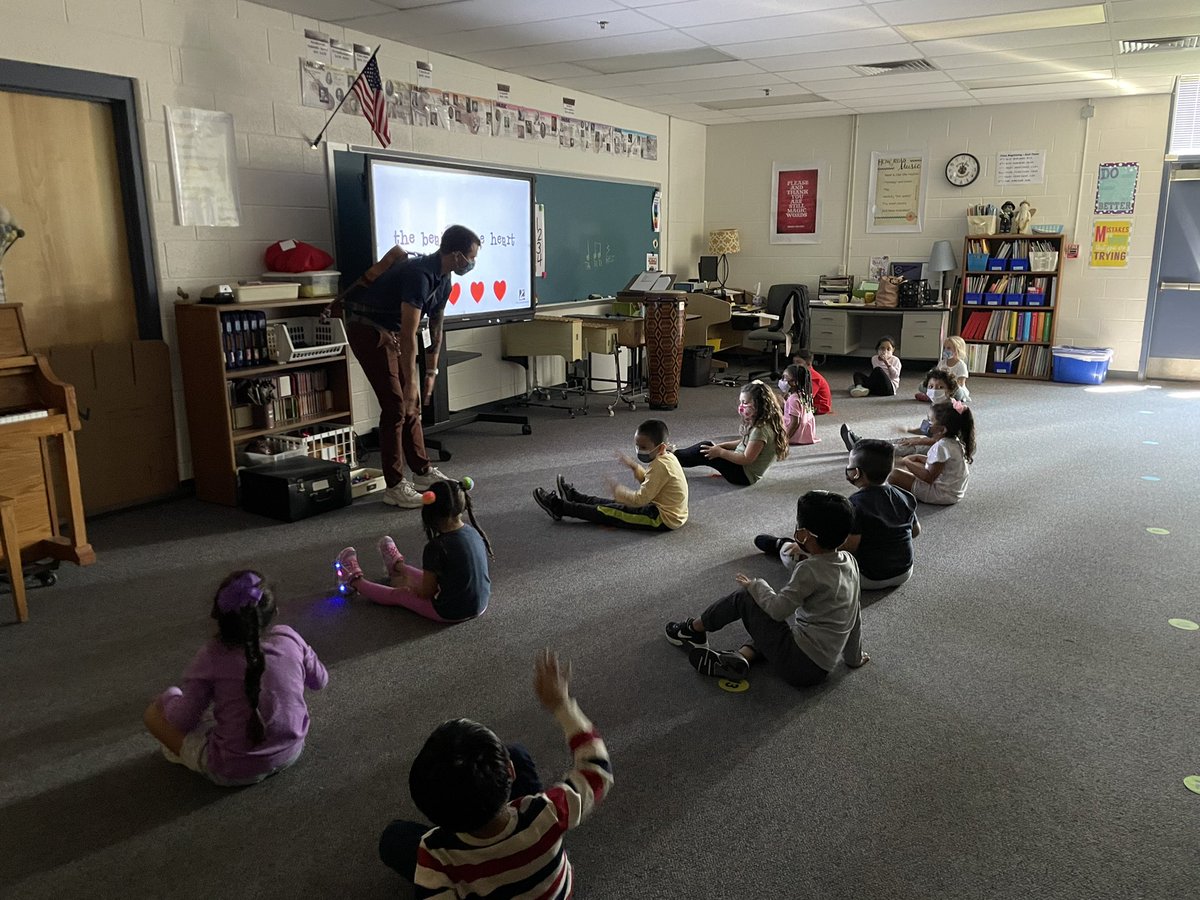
[412, 466, 453, 489]
[849, 385, 870, 398]
[382, 481, 424, 508]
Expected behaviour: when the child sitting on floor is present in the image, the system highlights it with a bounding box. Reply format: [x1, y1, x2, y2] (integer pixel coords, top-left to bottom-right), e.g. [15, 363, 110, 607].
[888, 400, 975, 505]
[793, 348, 832, 415]
[850, 335, 902, 398]
[378, 650, 612, 897]
[756, 439, 920, 589]
[780, 364, 819, 446]
[666, 491, 868, 688]
[917, 336, 972, 402]
[674, 379, 788, 486]
[143, 570, 328, 786]
[532, 418, 688, 531]
[906, 368, 970, 441]
[336, 478, 492, 622]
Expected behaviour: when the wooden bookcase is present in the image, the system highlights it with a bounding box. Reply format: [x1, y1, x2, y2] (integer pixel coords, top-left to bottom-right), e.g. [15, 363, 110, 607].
[175, 298, 352, 506]
[954, 233, 1064, 380]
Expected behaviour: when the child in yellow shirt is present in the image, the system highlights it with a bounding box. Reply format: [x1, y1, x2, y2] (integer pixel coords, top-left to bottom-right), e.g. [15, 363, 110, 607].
[533, 419, 688, 532]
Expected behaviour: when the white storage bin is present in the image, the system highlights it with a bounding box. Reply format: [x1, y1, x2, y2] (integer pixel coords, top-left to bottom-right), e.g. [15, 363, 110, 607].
[267, 316, 348, 363]
[261, 270, 340, 297]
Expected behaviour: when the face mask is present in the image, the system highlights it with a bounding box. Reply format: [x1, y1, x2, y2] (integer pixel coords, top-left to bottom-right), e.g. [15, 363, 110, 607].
[928, 388, 946, 403]
[942, 349, 953, 360]
[636, 448, 656, 464]
[738, 402, 752, 418]
[777, 378, 789, 394]
[453, 253, 475, 276]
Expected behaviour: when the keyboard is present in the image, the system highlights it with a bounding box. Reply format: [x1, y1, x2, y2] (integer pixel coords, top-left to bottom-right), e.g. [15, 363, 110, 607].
[0, 408, 49, 426]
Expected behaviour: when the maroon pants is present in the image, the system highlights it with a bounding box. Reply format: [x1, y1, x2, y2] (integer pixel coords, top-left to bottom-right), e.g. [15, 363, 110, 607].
[346, 322, 429, 487]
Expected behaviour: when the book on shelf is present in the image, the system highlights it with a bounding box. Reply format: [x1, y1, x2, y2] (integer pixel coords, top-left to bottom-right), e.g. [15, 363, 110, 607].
[962, 310, 1053, 344]
[229, 369, 333, 428]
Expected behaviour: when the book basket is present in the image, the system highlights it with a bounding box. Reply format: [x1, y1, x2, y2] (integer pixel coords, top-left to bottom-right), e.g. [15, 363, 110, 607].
[266, 317, 348, 364]
[288, 423, 357, 466]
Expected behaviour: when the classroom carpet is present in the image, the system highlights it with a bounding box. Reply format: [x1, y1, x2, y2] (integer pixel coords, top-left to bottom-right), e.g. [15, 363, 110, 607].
[1, 363, 1197, 900]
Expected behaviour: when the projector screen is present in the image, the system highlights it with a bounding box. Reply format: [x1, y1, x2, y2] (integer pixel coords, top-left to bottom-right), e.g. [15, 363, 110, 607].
[368, 158, 535, 329]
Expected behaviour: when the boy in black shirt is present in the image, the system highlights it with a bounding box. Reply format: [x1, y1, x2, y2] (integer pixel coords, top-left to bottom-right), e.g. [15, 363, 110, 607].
[755, 439, 920, 589]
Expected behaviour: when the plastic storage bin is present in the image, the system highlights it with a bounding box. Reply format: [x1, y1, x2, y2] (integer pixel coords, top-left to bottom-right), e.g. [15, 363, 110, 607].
[261, 270, 340, 297]
[266, 316, 348, 363]
[1052, 346, 1113, 385]
[237, 434, 308, 467]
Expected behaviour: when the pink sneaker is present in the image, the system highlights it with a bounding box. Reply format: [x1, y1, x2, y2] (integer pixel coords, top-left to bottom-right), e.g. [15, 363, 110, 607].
[378, 536, 404, 579]
[335, 547, 362, 595]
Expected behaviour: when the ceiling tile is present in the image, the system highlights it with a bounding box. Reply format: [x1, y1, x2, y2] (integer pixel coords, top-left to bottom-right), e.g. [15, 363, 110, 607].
[415, 10, 671, 53]
[603, 72, 788, 97]
[681, 6, 886, 44]
[960, 69, 1113, 89]
[939, 56, 1114, 80]
[719, 27, 909, 60]
[505, 62, 597, 80]
[784, 70, 950, 93]
[675, 85, 815, 103]
[554, 60, 762, 88]
[820, 81, 965, 99]
[468, 29, 702, 68]
[846, 97, 980, 112]
[773, 66, 862, 82]
[930, 44, 1114, 69]
[871, 0, 1101, 27]
[1116, 49, 1200, 71]
[630, 0, 863, 29]
[356, 0, 623, 38]
[1109, 0, 1199, 22]
[263, 0, 394, 19]
[1109, 16, 1200, 40]
[911, 23, 1111, 56]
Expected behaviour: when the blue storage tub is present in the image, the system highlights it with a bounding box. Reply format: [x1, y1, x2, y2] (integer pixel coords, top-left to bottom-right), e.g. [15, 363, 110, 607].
[1005, 293, 1024, 306]
[964, 292, 983, 305]
[1052, 346, 1113, 385]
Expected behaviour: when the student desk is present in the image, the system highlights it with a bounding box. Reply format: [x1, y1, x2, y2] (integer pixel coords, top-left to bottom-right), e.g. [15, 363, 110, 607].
[809, 304, 950, 361]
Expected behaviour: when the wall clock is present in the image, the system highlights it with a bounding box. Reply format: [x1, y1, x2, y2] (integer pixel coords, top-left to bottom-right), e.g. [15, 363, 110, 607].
[945, 152, 980, 187]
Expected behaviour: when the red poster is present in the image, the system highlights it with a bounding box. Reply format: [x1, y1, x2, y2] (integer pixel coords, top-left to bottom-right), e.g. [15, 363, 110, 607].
[775, 168, 818, 235]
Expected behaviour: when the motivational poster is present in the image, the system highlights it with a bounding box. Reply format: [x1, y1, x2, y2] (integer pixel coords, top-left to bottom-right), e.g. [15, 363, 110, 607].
[771, 163, 824, 244]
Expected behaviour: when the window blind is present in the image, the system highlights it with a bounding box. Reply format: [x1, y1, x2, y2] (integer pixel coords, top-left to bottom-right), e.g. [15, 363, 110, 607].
[1169, 75, 1200, 156]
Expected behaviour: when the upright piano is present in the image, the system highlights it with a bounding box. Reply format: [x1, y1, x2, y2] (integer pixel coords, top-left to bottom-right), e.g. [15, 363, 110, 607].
[0, 304, 95, 622]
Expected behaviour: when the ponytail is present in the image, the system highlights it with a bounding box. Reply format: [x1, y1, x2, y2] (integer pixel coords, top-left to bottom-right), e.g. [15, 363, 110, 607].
[421, 478, 494, 559]
[212, 569, 277, 748]
[931, 401, 976, 463]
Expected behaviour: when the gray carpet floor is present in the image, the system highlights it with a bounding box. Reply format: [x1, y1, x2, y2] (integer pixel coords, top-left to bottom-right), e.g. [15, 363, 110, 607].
[2, 362, 1198, 900]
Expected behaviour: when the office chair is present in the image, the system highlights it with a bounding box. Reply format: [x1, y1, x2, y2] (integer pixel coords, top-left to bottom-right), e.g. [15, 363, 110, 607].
[747, 284, 804, 381]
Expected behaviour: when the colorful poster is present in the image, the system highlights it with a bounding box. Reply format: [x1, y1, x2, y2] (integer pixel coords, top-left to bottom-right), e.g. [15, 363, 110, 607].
[867, 152, 926, 233]
[1095, 162, 1139, 215]
[1090, 219, 1132, 267]
[771, 162, 824, 244]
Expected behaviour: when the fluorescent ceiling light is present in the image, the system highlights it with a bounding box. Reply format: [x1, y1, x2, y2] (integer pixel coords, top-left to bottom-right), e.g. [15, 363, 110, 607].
[897, 4, 1105, 42]
[577, 48, 734, 75]
[700, 93, 827, 110]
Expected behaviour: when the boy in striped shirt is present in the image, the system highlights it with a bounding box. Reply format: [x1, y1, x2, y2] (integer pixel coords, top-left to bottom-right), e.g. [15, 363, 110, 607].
[379, 650, 612, 898]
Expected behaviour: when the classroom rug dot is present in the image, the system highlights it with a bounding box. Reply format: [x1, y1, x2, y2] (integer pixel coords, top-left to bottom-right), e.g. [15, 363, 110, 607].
[1146, 527, 1171, 535]
[718, 679, 749, 693]
[1140, 476, 1161, 482]
[1185, 776, 1200, 796]
[1168, 618, 1199, 631]
[1138, 410, 1154, 415]
[1142, 440, 1159, 445]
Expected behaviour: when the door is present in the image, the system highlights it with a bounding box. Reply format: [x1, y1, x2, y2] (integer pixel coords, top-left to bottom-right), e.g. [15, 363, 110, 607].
[1143, 163, 1200, 379]
[0, 90, 137, 350]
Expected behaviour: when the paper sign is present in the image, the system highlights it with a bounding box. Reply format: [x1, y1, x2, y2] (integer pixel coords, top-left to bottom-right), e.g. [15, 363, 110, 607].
[304, 29, 330, 65]
[867, 152, 926, 233]
[416, 60, 433, 87]
[165, 106, 242, 227]
[646, 253, 659, 271]
[329, 40, 353, 71]
[1095, 162, 1139, 215]
[497, 83, 510, 101]
[563, 97, 576, 116]
[534, 204, 546, 278]
[1090, 219, 1132, 267]
[771, 162, 824, 244]
[996, 150, 1045, 185]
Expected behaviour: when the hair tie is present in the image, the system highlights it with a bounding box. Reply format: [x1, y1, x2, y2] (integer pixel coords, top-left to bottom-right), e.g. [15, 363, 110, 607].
[951, 399, 966, 414]
[217, 572, 263, 613]
[421, 490, 437, 505]
[460, 476, 474, 492]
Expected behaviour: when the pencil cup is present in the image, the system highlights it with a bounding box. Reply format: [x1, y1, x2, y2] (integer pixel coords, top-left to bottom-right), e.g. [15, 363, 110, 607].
[967, 215, 997, 235]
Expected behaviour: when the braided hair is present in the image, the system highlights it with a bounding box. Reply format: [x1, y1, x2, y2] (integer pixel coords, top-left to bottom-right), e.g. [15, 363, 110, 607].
[741, 380, 789, 461]
[211, 569, 276, 746]
[422, 479, 493, 558]
[782, 364, 814, 413]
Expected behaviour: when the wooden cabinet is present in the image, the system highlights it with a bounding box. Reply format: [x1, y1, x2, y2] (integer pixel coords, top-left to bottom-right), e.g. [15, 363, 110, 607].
[175, 298, 353, 506]
[954, 233, 1063, 379]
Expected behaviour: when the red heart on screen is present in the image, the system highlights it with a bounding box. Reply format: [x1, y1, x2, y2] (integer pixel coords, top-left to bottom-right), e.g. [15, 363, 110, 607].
[448, 283, 461, 305]
[493, 280, 506, 301]
[470, 282, 485, 302]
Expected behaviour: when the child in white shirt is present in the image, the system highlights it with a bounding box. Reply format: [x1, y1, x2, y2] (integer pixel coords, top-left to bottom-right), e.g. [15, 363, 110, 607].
[850, 336, 901, 398]
[888, 400, 976, 505]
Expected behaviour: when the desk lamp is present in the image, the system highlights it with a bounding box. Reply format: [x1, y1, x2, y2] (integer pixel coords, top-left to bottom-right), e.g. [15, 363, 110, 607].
[929, 240, 957, 307]
[708, 228, 741, 293]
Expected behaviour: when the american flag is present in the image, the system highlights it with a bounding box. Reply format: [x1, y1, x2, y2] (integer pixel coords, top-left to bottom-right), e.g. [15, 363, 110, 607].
[352, 56, 390, 148]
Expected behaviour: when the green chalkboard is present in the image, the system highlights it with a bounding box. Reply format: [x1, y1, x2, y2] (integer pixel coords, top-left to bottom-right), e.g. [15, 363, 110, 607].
[535, 175, 659, 304]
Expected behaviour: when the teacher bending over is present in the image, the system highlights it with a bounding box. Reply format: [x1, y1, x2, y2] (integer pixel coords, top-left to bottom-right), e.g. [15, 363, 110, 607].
[341, 225, 480, 508]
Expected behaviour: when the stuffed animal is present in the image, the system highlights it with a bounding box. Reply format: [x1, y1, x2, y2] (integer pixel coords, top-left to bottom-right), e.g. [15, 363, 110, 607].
[1014, 200, 1037, 235]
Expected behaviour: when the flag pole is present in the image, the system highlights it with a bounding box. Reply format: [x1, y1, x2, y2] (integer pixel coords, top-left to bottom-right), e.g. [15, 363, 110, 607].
[308, 45, 381, 148]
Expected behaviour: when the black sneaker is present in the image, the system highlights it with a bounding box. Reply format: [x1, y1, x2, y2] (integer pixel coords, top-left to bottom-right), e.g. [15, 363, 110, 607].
[840, 423, 862, 452]
[532, 487, 562, 521]
[754, 534, 786, 556]
[665, 618, 708, 649]
[555, 473, 574, 500]
[689, 646, 749, 679]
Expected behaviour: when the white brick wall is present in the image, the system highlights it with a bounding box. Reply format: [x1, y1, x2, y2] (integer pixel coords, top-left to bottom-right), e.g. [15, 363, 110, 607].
[0, 0, 700, 481]
[704, 95, 1171, 372]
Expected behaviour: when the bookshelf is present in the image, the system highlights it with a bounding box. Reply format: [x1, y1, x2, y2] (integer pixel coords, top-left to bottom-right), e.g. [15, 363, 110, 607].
[176, 298, 353, 506]
[954, 233, 1064, 380]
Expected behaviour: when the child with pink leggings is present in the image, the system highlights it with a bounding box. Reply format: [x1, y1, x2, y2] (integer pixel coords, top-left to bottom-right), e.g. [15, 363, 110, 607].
[336, 478, 492, 623]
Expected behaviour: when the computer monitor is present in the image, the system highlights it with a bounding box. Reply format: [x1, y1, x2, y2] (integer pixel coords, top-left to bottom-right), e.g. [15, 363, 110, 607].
[698, 256, 718, 282]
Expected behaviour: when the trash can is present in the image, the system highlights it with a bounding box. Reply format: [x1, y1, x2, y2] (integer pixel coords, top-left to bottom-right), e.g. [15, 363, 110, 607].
[681, 345, 713, 387]
[1052, 346, 1114, 385]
